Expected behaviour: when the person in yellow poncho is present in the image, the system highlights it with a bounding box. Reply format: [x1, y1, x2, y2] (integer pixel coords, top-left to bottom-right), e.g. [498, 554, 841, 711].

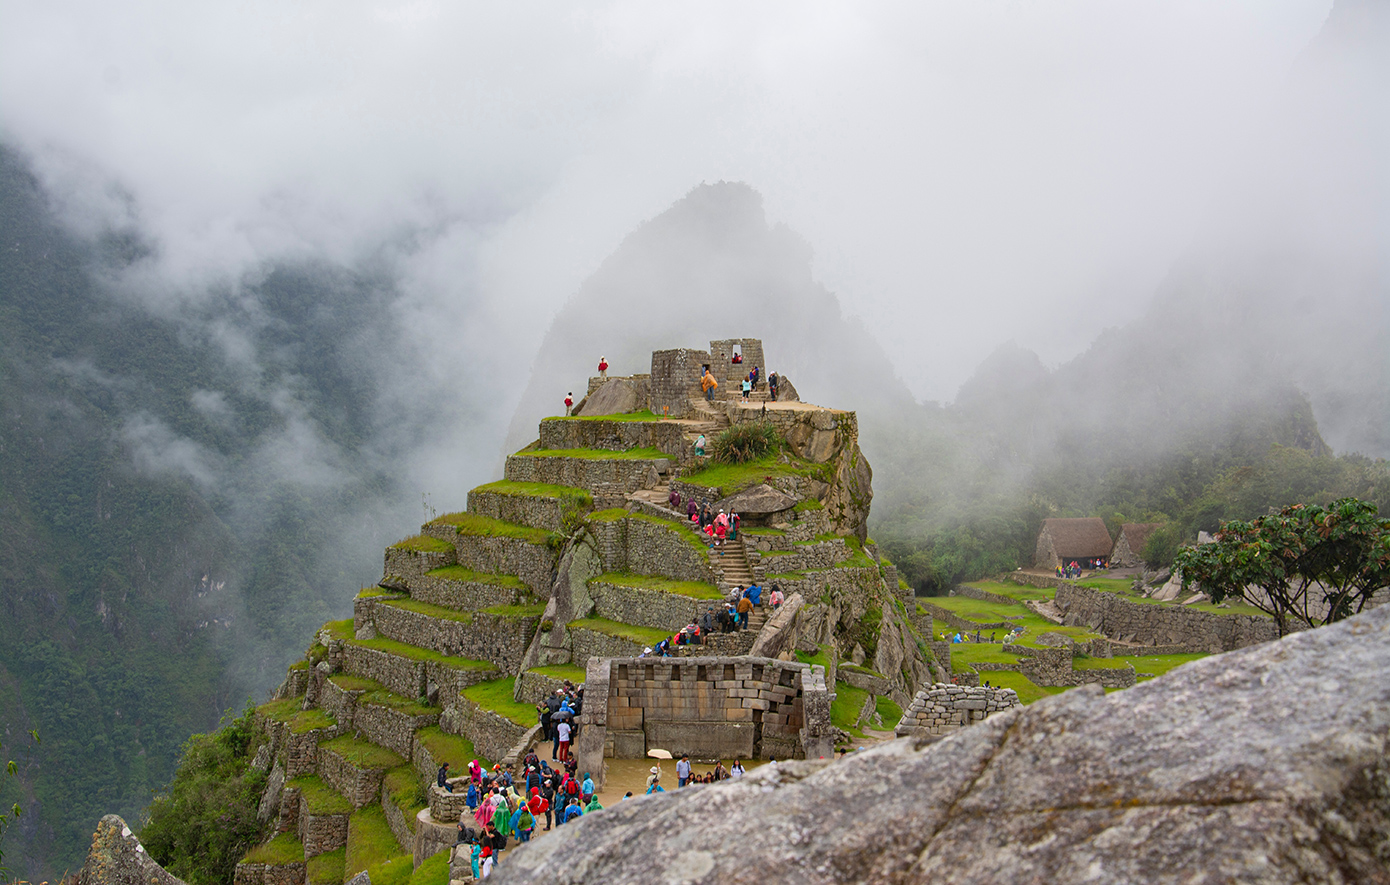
[700, 368, 718, 402]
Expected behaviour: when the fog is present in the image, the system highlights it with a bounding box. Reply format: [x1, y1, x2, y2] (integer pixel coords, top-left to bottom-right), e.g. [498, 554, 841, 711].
[2, 1, 1344, 399]
[2, 0, 1383, 639]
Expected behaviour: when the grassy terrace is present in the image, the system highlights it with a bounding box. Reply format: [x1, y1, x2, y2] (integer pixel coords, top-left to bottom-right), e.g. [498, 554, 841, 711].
[923, 596, 1102, 647]
[347, 636, 496, 671]
[979, 670, 1068, 705]
[513, 446, 666, 460]
[330, 675, 436, 717]
[321, 735, 406, 771]
[424, 565, 528, 588]
[389, 535, 453, 553]
[288, 775, 354, 815]
[964, 580, 1052, 602]
[244, 833, 305, 865]
[471, 479, 593, 506]
[357, 586, 399, 599]
[567, 617, 673, 646]
[591, 571, 723, 600]
[545, 410, 664, 422]
[794, 644, 835, 671]
[830, 681, 869, 737]
[681, 451, 832, 496]
[742, 526, 785, 537]
[463, 677, 538, 727]
[417, 726, 490, 770]
[321, 618, 355, 641]
[382, 765, 425, 833]
[258, 698, 337, 734]
[875, 695, 903, 726]
[429, 512, 555, 545]
[308, 847, 346, 885]
[1075, 652, 1209, 677]
[346, 805, 403, 878]
[587, 507, 630, 522]
[379, 597, 543, 625]
[530, 663, 588, 683]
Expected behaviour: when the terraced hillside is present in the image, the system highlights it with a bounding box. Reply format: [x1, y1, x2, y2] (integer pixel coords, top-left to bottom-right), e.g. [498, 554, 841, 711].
[232, 340, 934, 883]
[907, 574, 1277, 707]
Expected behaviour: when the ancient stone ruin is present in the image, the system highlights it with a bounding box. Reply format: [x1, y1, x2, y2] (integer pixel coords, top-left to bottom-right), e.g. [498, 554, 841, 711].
[893, 683, 1019, 738]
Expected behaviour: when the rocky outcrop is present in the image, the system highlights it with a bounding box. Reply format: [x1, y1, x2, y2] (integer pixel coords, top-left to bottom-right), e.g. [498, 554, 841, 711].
[493, 605, 1390, 884]
[78, 815, 188, 885]
[577, 377, 643, 417]
[715, 483, 797, 516]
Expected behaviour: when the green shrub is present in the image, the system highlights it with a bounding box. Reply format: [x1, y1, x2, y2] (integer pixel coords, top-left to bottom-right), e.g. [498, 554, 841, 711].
[709, 423, 781, 465]
[141, 702, 268, 885]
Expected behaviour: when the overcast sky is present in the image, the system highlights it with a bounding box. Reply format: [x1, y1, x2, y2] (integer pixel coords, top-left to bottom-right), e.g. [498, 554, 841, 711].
[0, 0, 1335, 402]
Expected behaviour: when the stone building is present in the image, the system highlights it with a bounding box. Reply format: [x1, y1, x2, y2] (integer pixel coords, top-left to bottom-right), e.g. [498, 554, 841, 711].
[1033, 517, 1114, 568]
[1108, 522, 1163, 567]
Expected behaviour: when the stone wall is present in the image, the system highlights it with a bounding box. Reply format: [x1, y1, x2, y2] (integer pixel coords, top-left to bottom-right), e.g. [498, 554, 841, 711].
[953, 584, 1023, 607]
[345, 644, 427, 699]
[505, 453, 667, 495]
[594, 657, 821, 763]
[382, 544, 454, 583]
[917, 600, 1012, 632]
[569, 626, 645, 668]
[283, 728, 332, 779]
[538, 417, 689, 459]
[422, 525, 557, 598]
[586, 579, 708, 633]
[234, 862, 306, 885]
[369, 603, 538, 672]
[650, 348, 712, 418]
[750, 539, 849, 574]
[515, 668, 571, 705]
[1017, 646, 1136, 688]
[1054, 583, 1278, 652]
[588, 514, 714, 584]
[318, 744, 390, 809]
[443, 697, 530, 765]
[390, 571, 530, 612]
[708, 339, 766, 387]
[298, 796, 349, 857]
[352, 701, 438, 760]
[466, 487, 584, 534]
[381, 790, 414, 854]
[894, 684, 1020, 737]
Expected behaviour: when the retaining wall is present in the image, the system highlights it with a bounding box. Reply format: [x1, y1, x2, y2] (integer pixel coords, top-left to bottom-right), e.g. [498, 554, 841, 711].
[587, 580, 710, 633]
[369, 603, 538, 673]
[1054, 583, 1278, 652]
[589, 515, 714, 584]
[422, 522, 558, 597]
[894, 684, 1020, 737]
[466, 488, 585, 534]
[538, 417, 689, 459]
[504, 454, 667, 494]
[443, 698, 529, 765]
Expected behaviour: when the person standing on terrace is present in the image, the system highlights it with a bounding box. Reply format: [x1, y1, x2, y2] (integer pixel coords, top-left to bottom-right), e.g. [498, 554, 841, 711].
[701, 368, 718, 402]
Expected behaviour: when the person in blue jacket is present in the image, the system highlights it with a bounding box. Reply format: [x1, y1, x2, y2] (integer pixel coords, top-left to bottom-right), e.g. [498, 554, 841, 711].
[563, 797, 584, 823]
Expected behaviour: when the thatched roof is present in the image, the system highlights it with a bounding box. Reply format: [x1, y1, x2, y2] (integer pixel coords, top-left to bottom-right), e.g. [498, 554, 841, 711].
[1117, 523, 1163, 554]
[1040, 518, 1114, 559]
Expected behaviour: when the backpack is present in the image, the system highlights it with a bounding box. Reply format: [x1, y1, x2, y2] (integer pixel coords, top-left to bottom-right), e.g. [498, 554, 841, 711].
[457, 825, 478, 845]
[565, 778, 579, 796]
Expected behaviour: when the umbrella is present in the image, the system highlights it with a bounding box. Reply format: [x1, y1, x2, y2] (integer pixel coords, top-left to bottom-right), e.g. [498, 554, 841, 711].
[647, 748, 673, 759]
[552, 710, 573, 721]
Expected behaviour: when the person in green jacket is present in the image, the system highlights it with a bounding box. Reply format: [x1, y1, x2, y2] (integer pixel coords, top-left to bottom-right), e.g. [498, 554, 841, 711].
[584, 795, 603, 813]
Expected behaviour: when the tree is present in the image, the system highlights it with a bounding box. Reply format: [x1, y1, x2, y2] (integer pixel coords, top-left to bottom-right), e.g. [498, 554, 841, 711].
[1174, 498, 1390, 636]
[1, 730, 40, 883]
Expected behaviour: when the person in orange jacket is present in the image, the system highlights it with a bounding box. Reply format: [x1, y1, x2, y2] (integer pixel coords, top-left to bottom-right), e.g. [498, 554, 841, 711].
[700, 369, 718, 402]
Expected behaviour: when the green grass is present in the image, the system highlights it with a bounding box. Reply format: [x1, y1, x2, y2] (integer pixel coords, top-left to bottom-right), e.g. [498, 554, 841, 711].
[258, 697, 304, 724]
[591, 571, 723, 600]
[793, 499, 824, 512]
[568, 617, 674, 646]
[356, 586, 398, 599]
[346, 805, 405, 877]
[320, 618, 355, 641]
[587, 507, 630, 522]
[514, 446, 666, 460]
[329, 674, 382, 692]
[874, 695, 904, 727]
[963, 580, 1052, 602]
[366, 856, 414, 885]
[348, 636, 497, 671]
[424, 565, 528, 589]
[320, 735, 407, 771]
[530, 664, 588, 683]
[680, 452, 828, 496]
[479, 603, 547, 618]
[794, 644, 835, 671]
[288, 776, 354, 815]
[408, 849, 451, 885]
[472, 479, 593, 507]
[1076, 577, 1135, 594]
[545, 410, 664, 422]
[307, 847, 346, 885]
[243, 833, 305, 865]
[924, 597, 1102, 647]
[289, 708, 337, 735]
[417, 726, 490, 770]
[359, 689, 436, 718]
[389, 535, 453, 553]
[1078, 652, 1209, 677]
[383, 765, 426, 830]
[381, 598, 476, 624]
[946, 642, 1026, 671]
[429, 512, 555, 545]
[979, 671, 1069, 705]
[1108, 589, 1270, 618]
[839, 663, 883, 677]
[462, 677, 538, 727]
[831, 682, 870, 736]
[742, 526, 785, 537]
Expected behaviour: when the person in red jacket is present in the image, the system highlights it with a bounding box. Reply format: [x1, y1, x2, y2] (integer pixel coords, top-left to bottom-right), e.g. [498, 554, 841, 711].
[564, 392, 573, 415]
[598, 356, 608, 380]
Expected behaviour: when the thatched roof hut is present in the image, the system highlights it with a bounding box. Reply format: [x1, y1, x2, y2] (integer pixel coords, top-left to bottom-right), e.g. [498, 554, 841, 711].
[1034, 517, 1114, 568]
[1110, 522, 1164, 568]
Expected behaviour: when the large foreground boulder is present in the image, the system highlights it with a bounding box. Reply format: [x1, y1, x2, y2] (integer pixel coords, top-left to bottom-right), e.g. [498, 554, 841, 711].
[495, 605, 1390, 884]
[78, 815, 187, 885]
